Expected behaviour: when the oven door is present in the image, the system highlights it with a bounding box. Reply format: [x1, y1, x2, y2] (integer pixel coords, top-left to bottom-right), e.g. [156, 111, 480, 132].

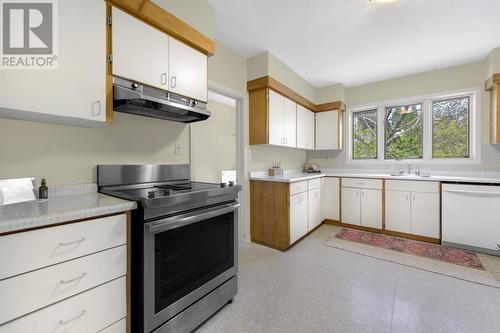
[143, 201, 239, 332]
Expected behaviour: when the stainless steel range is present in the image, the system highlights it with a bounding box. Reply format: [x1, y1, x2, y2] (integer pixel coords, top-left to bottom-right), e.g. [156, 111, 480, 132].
[97, 165, 241, 333]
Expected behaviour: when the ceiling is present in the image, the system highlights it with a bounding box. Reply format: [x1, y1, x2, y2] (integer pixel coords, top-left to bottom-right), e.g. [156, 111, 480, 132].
[207, 0, 500, 87]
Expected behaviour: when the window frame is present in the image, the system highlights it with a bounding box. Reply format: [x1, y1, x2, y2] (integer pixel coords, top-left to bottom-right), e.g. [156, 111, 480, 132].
[351, 109, 378, 160]
[346, 88, 481, 165]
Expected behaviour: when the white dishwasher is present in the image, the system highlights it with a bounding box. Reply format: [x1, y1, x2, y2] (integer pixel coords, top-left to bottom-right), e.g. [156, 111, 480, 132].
[442, 184, 500, 256]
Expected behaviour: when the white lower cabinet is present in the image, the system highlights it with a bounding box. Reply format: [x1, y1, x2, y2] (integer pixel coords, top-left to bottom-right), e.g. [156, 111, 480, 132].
[341, 187, 361, 225]
[360, 189, 383, 229]
[341, 178, 382, 229]
[0, 214, 128, 331]
[0, 277, 126, 333]
[323, 177, 340, 221]
[290, 192, 308, 244]
[308, 188, 322, 231]
[385, 180, 440, 238]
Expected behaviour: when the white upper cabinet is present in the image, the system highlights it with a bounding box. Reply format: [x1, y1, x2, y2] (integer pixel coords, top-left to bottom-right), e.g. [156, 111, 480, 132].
[316, 110, 341, 150]
[0, 0, 106, 125]
[112, 8, 208, 101]
[268, 90, 297, 147]
[112, 7, 169, 90]
[296, 105, 315, 150]
[268, 90, 284, 146]
[283, 97, 297, 147]
[168, 37, 207, 102]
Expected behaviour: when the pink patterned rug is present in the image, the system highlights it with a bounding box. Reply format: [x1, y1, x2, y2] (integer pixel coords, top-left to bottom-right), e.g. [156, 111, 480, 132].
[335, 228, 485, 271]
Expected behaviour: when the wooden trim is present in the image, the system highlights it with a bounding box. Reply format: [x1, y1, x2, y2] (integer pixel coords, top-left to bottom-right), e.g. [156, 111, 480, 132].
[126, 211, 132, 333]
[324, 219, 440, 244]
[0, 211, 130, 236]
[105, 4, 113, 123]
[247, 76, 345, 112]
[486, 73, 500, 91]
[250, 180, 290, 251]
[496, 82, 500, 143]
[249, 88, 269, 145]
[106, 0, 215, 55]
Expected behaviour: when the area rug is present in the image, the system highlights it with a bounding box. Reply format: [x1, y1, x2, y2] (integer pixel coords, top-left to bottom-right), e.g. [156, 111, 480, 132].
[325, 227, 500, 288]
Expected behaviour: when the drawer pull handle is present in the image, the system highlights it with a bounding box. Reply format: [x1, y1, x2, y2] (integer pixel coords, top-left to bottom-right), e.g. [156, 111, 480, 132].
[59, 237, 86, 247]
[59, 310, 86, 325]
[60, 273, 87, 285]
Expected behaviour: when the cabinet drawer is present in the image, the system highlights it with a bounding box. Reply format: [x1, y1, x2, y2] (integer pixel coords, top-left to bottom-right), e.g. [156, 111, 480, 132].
[100, 318, 126, 333]
[0, 277, 126, 333]
[0, 246, 126, 324]
[307, 178, 322, 190]
[0, 214, 126, 280]
[385, 180, 439, 193]
[342, 178, 382, 190]
[290, 181, 308, 195]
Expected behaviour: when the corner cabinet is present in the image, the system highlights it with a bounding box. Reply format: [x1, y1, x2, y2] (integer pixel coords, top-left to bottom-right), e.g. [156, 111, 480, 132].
[316, 110, 343, 150]
[0, 0, 107, 126]
[250, 179, 326, 251]
[112, 7, 207, 102]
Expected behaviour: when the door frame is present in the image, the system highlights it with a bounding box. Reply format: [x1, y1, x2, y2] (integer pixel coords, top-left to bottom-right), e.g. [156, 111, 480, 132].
[202, 80, 247, 243]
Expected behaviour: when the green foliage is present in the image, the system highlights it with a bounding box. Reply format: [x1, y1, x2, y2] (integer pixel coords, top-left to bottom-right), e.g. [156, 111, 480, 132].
[353, 110, 377, 159]
[432, 97, 469, 158]
[385, 104, 423, 160]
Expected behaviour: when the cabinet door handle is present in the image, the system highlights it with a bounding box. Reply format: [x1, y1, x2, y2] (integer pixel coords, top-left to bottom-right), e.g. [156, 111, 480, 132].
[161, 73, 167, 86]
[59, 310, 86, 326]
[91, 100, 101, 117]
[60, 272, 87, 285]
[171, 75, 177, 88]
[59, 237, 86, 247]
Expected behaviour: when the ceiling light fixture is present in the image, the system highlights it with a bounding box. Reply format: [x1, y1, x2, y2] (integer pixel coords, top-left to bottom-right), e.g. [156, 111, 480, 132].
[370, 0, 398, 3]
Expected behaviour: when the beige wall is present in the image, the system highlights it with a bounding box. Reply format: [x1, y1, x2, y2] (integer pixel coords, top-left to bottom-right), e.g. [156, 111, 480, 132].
[486, 47, 500, 78]
[0, 113, 189, 185]
[307, 60, 500, 171]
[191, 99, 236, 183]
[151, 0, 215, 39]
[208, 41, 247, 95]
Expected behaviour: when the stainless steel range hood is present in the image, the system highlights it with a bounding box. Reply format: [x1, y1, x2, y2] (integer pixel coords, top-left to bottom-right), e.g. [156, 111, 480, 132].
[113, 77, 210, 123]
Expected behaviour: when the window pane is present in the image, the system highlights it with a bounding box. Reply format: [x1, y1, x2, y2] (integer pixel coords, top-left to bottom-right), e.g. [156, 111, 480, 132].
[432, 96, 470, 158]
[352, 110, 377, 159]
[385, 103, 423, 159]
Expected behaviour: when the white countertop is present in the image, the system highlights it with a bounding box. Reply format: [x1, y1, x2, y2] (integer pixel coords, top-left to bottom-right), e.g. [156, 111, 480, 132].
[0, 184, 136, 235]
[250, 170, 500, 185]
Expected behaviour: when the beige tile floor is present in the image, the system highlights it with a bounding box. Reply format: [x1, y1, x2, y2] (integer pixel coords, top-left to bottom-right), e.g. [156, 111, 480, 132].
[197, 224, 500, 333]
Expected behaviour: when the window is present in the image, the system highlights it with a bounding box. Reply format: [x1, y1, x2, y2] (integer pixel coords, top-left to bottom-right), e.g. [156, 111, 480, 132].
[432, 96, 470, 158]
[348, 89, 478, 163]
[352, 109, 377, 159]
[385, 103, 423, 160]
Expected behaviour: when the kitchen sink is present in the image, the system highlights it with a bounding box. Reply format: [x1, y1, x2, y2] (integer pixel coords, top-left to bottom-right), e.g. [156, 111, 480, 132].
[389, 173, 431, 178]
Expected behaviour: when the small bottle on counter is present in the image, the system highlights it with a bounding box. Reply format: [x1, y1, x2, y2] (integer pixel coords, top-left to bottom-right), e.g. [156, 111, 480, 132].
[39, 178, 48, 200]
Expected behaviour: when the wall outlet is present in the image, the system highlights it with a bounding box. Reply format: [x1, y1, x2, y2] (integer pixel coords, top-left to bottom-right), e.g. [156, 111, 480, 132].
[175, 142, 181, 155]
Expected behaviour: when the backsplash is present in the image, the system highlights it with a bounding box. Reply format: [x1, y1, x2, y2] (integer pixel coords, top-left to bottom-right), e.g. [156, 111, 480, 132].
[307, 144, 500, 173]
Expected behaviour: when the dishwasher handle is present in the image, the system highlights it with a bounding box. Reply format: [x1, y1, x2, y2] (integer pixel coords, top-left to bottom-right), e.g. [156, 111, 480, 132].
[443, 188, 500, 197]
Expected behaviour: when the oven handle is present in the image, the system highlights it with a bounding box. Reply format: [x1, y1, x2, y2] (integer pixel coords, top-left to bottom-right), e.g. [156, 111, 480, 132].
[148, 203, 240, 233]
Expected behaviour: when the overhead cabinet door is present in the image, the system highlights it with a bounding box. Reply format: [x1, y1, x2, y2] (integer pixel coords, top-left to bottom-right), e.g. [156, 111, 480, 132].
[283, 98, 297, 147]
[0, 0, 106, 123]
[168, 37, 208, 102]
[112, 7, 169, 90]
[316, 110, 340, 150]
[268, 90, 284, 145]
[297, 105, 315, 150]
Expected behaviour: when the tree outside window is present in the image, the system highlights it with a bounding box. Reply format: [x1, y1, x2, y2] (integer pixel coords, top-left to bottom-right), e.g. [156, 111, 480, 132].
[385, 103, 423, 160]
